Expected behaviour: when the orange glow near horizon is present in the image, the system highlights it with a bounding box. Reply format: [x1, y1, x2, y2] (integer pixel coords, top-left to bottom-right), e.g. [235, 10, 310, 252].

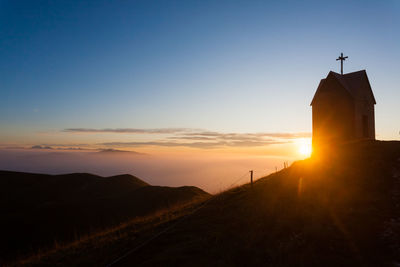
[0, 137, 313, 159]
[0, 137, 315, 193]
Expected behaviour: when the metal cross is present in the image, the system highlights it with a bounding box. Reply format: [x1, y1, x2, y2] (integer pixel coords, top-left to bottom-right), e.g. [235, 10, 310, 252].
[336, 52, 348, 75]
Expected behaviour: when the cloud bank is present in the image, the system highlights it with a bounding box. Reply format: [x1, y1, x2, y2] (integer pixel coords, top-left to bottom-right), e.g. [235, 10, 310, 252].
[65, 128, 311, 149]
[18, 128, 312, 150]
[63, 128, 310, 139]
[100, 140, 287, 149]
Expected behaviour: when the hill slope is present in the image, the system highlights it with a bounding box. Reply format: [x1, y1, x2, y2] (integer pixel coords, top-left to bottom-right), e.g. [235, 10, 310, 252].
[18, 140, 400, 267]
[118, 140, 399, 267]
[0, 171, 209, 264]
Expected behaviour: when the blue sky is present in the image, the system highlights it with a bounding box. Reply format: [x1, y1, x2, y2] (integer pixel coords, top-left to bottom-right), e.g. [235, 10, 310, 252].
[1, 0, 399, 147]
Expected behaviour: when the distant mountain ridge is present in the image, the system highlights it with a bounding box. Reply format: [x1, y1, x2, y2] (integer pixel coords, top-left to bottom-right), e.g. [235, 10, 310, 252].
[0, 170, 209, 264]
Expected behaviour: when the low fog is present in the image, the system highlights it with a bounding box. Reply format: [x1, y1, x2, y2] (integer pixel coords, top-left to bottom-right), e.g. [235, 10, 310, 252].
[0, 149, 298, 193]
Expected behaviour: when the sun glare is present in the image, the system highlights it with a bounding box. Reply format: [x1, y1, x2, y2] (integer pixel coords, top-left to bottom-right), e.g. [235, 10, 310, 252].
[297, 139, 312, 157]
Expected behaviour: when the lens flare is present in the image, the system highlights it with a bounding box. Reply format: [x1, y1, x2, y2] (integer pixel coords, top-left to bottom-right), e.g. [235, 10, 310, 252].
[297, 139, 312, 157]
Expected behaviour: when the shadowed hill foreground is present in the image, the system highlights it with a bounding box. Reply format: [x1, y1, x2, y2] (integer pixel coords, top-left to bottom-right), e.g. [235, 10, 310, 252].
[10, 140, 400, 266]
[0, 171, 209, 264]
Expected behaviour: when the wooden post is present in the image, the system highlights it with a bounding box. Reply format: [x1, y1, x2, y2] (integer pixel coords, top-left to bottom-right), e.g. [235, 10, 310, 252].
[250, 170, 253, 187]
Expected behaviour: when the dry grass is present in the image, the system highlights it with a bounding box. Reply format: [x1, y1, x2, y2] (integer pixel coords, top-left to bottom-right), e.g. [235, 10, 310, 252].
[0, 171, 209, 265]
[8, 196, 210, 266]
[106, 140, 400, 267]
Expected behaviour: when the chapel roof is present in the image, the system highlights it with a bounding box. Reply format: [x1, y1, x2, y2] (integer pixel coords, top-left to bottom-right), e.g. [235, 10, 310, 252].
[311, 70, 376, 106]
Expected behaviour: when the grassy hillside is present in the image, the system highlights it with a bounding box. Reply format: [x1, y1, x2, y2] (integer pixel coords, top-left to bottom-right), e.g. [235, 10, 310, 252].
[122, 140, 398, 267]
[8, 140, 400, 266]
[0, 171, 210, 264]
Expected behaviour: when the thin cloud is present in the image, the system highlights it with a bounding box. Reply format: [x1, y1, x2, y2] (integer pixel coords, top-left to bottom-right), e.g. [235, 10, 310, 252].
[62, 127, 310, 149]
[97, 148, 147, 155]
[261, 132, 311, 138]
[63, 128, 310, 139]
[182, 131, 311, 140]
[63, 128, 198, 134]
[31, 145, 92, 151]
[31, 145, 53, 149]
[101, 140, 286, 149]
[167, 136, 216, 141]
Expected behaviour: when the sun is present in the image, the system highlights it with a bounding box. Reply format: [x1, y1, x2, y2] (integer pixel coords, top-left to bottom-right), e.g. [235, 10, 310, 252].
[297, 139, 312, 157]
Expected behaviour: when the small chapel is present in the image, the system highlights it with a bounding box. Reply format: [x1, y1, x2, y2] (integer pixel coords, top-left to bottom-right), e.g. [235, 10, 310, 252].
[311, 53, 376, 150]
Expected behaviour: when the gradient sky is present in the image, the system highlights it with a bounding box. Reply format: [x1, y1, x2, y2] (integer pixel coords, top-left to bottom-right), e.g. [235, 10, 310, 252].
[0, 1, 399, 188]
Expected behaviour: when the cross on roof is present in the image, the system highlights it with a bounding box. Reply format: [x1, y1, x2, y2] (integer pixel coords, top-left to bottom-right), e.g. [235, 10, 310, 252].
[336, 52, 348, 75]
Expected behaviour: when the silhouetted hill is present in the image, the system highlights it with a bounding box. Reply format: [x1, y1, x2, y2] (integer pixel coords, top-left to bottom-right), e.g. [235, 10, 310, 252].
[0, 171, 209, 264]
[17, 140, 400, 267]
[0, 172, 149, 204]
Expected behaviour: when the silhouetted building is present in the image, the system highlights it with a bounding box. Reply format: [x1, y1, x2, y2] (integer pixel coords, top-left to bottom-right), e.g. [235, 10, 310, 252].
[311, 70, 376, 149]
